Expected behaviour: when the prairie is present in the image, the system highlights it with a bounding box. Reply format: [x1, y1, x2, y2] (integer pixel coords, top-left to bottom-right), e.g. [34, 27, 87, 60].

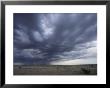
[14, 64, 97, 75]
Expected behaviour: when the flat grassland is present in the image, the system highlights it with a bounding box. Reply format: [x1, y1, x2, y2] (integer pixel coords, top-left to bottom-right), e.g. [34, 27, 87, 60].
[14, 64, 97, 75]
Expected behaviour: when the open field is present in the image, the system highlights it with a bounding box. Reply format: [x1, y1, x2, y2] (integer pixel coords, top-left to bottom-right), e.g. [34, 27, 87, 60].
[14, 64, 97, 75]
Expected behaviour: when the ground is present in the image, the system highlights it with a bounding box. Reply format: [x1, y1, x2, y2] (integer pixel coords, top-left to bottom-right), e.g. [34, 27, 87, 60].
[14, 64, 97, 75]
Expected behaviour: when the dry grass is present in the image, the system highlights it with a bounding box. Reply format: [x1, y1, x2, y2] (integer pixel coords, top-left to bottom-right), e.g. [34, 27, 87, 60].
[14, 64, 97, 75]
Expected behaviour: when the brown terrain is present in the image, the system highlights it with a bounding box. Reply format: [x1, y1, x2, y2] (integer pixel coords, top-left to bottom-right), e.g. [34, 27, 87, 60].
[14, 64, 97, 75]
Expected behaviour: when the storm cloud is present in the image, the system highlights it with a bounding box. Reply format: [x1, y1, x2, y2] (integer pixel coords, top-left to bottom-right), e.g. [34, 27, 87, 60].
[14, 13, 97, 65]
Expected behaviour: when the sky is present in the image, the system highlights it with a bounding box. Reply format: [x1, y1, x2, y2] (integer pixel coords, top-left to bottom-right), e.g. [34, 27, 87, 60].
[14, 13, 97, 65]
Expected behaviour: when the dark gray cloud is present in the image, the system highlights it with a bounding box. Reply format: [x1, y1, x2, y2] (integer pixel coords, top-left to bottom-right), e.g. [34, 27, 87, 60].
[14, 13, 97, 65]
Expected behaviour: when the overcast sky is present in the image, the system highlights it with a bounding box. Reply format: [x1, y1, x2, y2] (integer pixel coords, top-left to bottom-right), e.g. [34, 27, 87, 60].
[14, 13, 97, 65]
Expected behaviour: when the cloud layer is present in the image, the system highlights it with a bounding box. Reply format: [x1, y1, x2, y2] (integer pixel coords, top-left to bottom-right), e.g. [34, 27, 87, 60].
[14, 13, 97, 65]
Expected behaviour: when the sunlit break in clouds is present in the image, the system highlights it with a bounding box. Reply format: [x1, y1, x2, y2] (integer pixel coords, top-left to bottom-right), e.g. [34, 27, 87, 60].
[14, 13, 97, 65]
